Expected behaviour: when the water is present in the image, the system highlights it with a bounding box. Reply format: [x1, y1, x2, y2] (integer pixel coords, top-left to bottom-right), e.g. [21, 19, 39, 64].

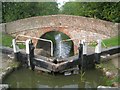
[3, 67, 106, 88]
[54, 34, 71, 58]
[36, 31, 74, 57]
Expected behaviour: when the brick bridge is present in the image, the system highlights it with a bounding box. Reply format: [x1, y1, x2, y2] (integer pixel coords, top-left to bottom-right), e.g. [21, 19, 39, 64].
[4, 15, 118, 54]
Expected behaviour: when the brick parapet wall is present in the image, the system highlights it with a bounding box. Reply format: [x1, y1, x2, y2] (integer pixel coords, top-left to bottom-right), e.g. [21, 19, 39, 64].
[6, 15, 118, 37]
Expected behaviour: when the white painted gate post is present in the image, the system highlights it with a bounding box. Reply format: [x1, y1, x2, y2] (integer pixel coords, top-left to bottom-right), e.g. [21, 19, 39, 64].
[81, 39, 87, 55]
[12, 39, 20, 60]
[95, 39, 101, 64]
[25, 39, 31, 67]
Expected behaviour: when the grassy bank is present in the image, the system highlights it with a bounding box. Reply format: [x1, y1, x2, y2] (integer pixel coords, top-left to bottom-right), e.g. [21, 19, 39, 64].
[1, 33, 25, 48]
[0, 32, 13, 47]
[102, 35, 120, 47]
[90, 35, 120, 47]
[1, 32, 120, 48]
[96, 56, 120, 87]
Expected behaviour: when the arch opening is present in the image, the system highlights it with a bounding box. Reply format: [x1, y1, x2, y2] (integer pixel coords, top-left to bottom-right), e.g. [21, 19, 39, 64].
[36, 31, 74, 58]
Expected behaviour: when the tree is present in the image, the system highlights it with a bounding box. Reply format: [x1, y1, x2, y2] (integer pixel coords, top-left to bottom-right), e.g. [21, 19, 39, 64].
[61, 2, 120, 23]
[2, 2, 59, 23]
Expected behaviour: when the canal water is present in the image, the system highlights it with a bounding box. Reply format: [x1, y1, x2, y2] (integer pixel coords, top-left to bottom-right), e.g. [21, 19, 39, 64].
[3, 68, 107, 88]
[54, 34, 71, 58]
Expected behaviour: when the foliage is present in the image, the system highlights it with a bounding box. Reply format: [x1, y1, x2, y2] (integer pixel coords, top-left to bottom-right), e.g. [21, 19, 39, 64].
[80, 68, 85, 82]
[9, 61, 21, 68]
[102, 75, 120, 86]
[96, 58, 119, 86]
[61, 2, 120, 23]
[2, 2, 119, 23]
[2, 2, 59, 23]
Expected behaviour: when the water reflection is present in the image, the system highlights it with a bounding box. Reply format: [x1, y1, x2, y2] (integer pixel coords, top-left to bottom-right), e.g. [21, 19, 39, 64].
[3, 68, 106, 88]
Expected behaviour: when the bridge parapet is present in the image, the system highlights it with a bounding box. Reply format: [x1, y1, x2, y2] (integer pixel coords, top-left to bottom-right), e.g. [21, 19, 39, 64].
[3, 15, 119, 54]
[5, 15, 118, 37]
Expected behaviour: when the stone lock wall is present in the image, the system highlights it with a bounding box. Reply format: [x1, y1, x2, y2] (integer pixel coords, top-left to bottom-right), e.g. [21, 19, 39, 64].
[4, 15, 119, 54]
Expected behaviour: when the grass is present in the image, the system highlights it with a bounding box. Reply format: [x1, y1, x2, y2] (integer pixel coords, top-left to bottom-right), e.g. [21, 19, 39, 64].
[102, 35, 120, 48]
[1, 32, 13, 48]
[1, 32, 25, 49]
[1, 32, 120, 48]
[89, 35, 120, 48]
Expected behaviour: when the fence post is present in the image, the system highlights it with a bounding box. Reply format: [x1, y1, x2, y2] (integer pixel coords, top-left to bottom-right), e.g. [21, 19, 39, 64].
[95, 39, 101, 64]
[12, 39, 20, 61]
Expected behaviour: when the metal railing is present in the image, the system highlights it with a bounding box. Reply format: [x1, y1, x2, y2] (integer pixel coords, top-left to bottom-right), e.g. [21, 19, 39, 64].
[62, 38, 81, 42]
[101, 41, 107, 48]
[15, 35, 53, 56]
[61, 38, 104, 46]
[61, 38, 98, 47]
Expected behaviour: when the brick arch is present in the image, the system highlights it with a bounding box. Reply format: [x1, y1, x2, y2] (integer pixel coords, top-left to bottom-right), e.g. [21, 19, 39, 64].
[32, 26, 76, 54]
[39, 26, 73, 39]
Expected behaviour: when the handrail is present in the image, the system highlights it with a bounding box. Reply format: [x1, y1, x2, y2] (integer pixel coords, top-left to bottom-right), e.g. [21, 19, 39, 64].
[15, 35, 53, 56]
[62, 38, 81, 42]
[101, 41, 107, 48]
[61, 38, 97, 45]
